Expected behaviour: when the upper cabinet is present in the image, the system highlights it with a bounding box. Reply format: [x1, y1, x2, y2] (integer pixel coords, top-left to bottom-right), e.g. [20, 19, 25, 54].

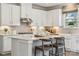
[11, 5, 20, 26]
[47, 9, 62, 27]
[31, 9, 62, 27]
[21, 3, 32, 18]
[31, 9, 48, 26]
[0, 3, 20, 26]
[1, 4, 12, 26]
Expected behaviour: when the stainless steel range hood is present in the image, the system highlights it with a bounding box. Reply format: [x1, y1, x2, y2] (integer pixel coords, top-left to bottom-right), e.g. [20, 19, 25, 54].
[20, 18, 33, 25]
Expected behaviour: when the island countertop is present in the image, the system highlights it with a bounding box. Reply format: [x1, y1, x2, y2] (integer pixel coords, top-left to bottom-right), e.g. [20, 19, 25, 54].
[9, 34, 72, 41]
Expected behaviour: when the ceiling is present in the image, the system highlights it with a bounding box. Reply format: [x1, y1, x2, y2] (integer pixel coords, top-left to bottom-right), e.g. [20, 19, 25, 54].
[33, 3, 63, 7]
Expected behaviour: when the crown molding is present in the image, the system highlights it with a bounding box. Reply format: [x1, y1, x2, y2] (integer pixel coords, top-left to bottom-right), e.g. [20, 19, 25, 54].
[32, 3, 79, 11]
[32, 4, 64, 11]
[32, 4, 48, 11]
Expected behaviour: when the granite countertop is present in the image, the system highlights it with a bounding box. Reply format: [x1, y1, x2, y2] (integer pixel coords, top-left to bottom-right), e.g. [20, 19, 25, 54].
[0, 32, 33, 36]
[1, 33, 79, 41]
[9, 34, 69, 41]
[0, 33, 79, 36]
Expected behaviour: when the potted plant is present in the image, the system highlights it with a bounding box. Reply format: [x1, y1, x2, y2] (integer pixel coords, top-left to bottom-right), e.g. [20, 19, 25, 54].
[4, 28, 8, 34]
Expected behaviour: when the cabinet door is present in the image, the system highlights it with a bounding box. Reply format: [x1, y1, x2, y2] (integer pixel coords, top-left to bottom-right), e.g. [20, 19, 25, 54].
[39, 10, 48, 26]
[1, 4, 11, 26]
[65, 36, 79, 52]
[0, 36, 3, 51]
[47, 11, 54, 26]
[3, 36, 11, 51]
[12, 39, 32, 56]
[32, 9, 48, 26]
[11, 5, 20, 26]
[48, 9, 62, 26]
[31, 9, 42, 26]
[75, 36, 79, 52]
[36, 10, 46, 26]
[70, 36, 77, 52]
[65, 37, 72, 51]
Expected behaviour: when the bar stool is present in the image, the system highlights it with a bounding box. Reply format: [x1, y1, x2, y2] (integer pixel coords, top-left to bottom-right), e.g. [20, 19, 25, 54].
[34, 38, 54, 56]
[49, 37, 66, 56]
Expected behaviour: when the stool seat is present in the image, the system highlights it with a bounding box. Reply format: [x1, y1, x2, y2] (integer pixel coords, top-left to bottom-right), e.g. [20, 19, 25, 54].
[53, 43, 65, 47]
[35, 44, 52, 51]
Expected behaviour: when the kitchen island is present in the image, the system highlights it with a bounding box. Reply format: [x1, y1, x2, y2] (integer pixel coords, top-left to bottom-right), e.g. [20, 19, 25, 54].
[11, 34, 34, 56]
[10, 34, 67, 56]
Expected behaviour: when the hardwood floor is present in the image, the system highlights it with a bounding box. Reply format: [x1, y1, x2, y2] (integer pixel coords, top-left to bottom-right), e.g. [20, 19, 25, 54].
[66, 51, 79, 56]
[0, 51, 79, 56]
[0, 53, 11, 56]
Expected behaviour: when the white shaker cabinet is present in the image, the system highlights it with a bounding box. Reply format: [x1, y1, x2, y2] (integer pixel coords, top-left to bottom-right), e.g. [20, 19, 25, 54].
[0, 36, 11, 54]
[65, 36, 79, 52]
[11, 34, 33, 56]
[31, 9, 48, 26]
[70, 36, 77, 52]
[21, 3, 32, 18]
[75, 36, 79, 52]
[12, 39, 33, 56]
[0, 4, 12, 26]
[0, 4, 20, 26]
[70, 36, 79, 52]
[65, 36, 76, 52]
[31, 8, 62, 26]
[65, 37, 72, 51]
[11, 5, 20, 26]
[31, 9, 42, 26]
[40, 10, 48, 26]
[47, 9, 62, 26]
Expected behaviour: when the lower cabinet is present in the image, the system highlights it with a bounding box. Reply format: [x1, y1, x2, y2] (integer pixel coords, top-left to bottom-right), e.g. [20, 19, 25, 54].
[65, 36, 79, 52]
[0, 36, 11, 54]
[65, 37, 71, 51]
[12, 38, 33, 56]
[75, 36, 79, 52]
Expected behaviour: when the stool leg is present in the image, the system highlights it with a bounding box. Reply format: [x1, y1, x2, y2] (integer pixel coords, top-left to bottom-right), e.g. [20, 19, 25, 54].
[64, 40, 66, 56]
[34, 47, 36, 56]
[42, 40, 45, 56]
[57, 48, 59, 56]
[51, 41, 53, 56]
[42, 49, 44, 56]
[49, 51, 50, 56]
[64, 47, 66, 56]
[55, 47, 59, 56]
[55, 47, 57, 56]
